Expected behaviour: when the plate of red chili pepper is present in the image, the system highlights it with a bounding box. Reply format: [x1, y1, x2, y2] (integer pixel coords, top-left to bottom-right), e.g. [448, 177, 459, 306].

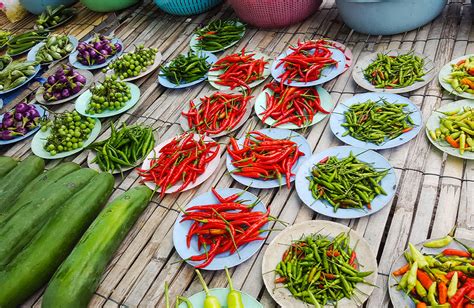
[262, 220, 378, 308]
[179, 91, 253, 137]
[207, 49, 271, 92]
[330, 93, 422, 150]
[138, 133, 220, 197]
[389, 236, 474, 308]
[254, 82, 333, 129]
[295, 146, 397, 219]
[226, 129, 312, 189]
[271, 40, 346, 87]
[173, 188, 270, 270]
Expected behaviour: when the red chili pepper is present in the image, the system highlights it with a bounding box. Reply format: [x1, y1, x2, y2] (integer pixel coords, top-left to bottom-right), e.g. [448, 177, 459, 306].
[442, 249, 471, 257]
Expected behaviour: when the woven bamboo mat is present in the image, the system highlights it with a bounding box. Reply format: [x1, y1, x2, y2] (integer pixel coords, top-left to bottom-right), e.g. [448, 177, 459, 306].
[1, 0, 473, 307]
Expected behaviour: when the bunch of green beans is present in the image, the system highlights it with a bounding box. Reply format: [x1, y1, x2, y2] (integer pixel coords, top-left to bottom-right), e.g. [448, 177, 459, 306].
[88, 122, 155, 173]
[363, 52, 426, 88]
[308, 153, 388, 212]
[160, 52, 210, 85]
[341, 99, 415, 144]
[274, 232, 373, 306]
[194, 19, 245, 51]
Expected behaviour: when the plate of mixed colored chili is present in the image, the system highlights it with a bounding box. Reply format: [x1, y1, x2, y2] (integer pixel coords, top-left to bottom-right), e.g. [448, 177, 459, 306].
[138, 133, 220, 197]
[330, 92, 422, 150]
[295, 146, 397, 219]
[254, 82, 333, 129]
[207, 49, 271, 92]
[425, 100, 474, 160]
[438, 54, 474, 99]
[271, 40, 346, 87]
[262, 220, 378, 308]
[158, 51, 217, 89]
[189, 20, 246, 53]
[388, 236, 474, 308]
[173, 188, 269, 270]
[226, 129, 312, 189]
[352, 49, 436, 94]
[179, 91, 253, 137]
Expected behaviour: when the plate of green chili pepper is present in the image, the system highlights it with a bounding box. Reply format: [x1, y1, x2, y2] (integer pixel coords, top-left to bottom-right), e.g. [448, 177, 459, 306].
[330, 93, 422, 150]
[438, 54, 474, 99]
[353, 49, 436, 94]
[158, 51, 217, 89]
[262, 220, 378, 308]
[425, 100, 474, 160]
[295, 146, 397, 219]
[189, 20, 246, 53]
[388, 236, 474, 308]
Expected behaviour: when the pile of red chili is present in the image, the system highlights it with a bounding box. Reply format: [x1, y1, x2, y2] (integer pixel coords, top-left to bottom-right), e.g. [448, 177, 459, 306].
[181, 188, 269, 268]
[227, 131, 304, 188]
[181, 92, 252, 135]
[277, 40, 338, 84]
[210, 48, 268, 92]
[260, 82, 329, 127]
[138, 133, 219, 197]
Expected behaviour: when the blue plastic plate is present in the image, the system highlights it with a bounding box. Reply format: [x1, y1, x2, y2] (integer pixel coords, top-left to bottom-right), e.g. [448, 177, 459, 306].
[0, 64, 41, 95]
[179, 288, 263, 308]
[388, 237, 474, 308]
[271, 47, 346, 87]
[173, 188, 269, 270]
[329, 92, 422, 150]
[226, 128, 312, 189]
[69, 38, 123, 70]
[158, 52, 218, 89]
[295, 146, 397, 219]
[0, 104, 46, 146]
[27, 35, 78, 65]
[31, 119, 101, 159]
[75, 82, 140, 118]
[254, 86, 333, 130]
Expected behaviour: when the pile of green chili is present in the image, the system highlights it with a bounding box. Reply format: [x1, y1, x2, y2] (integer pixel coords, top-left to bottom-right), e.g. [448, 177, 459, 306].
[274, 232, 373, 306]
[88, 122, 155, 173]
[194, 19, 245, 51]
[160, 52, 210, 85]
[308, 153, 388, 211]
[341, 99, 415, 144]
[363, 52, 426, 88]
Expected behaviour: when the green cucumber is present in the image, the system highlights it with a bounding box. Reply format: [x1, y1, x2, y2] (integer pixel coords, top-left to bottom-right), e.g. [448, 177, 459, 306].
[0, 168, 97, 268]
[42, 186, 152, 308]
[0, 172, 114, 307]
[0, 157, 17, 179]
[0, 156, 44, 212]
[0, 162, 80, 225]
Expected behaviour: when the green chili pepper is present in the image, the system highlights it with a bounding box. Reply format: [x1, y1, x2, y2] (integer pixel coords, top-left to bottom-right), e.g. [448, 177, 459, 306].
[406, 261, 418, 292]
[409, 243, 429, 269]
[195, 270, 221, 308]
[224, 267, 243, 308]
[427, 282, 438, 306]
[423, 236, 453, 248]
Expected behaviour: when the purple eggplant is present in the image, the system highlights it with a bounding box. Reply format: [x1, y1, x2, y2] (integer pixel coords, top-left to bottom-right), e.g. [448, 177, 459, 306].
[15, 127, 27, 135]
[75, 74, 87, 84]
[15, 102, 28, 114]
[0, 130, 15, 140]
[61, 88, 71, 98]
[96, 55, 106, 64]
[71, 82, 84, 94]
[3, 111, 12, 120]
[114, 43, 122, 52]
[27, 108, 40, 119]
[47, 75, 56, 85]
[53, 92, 62, 100]
[14, 113, 23, 121]
[2, 117, 13, 129]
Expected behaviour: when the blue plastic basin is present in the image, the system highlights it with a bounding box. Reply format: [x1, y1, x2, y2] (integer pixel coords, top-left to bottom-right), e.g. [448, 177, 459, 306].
[20, 0, 78, 15]
[335, 0, 447, 36]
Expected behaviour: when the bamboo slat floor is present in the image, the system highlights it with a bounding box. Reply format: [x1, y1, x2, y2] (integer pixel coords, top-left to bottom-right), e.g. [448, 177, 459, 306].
[1, 0, 473, 307]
